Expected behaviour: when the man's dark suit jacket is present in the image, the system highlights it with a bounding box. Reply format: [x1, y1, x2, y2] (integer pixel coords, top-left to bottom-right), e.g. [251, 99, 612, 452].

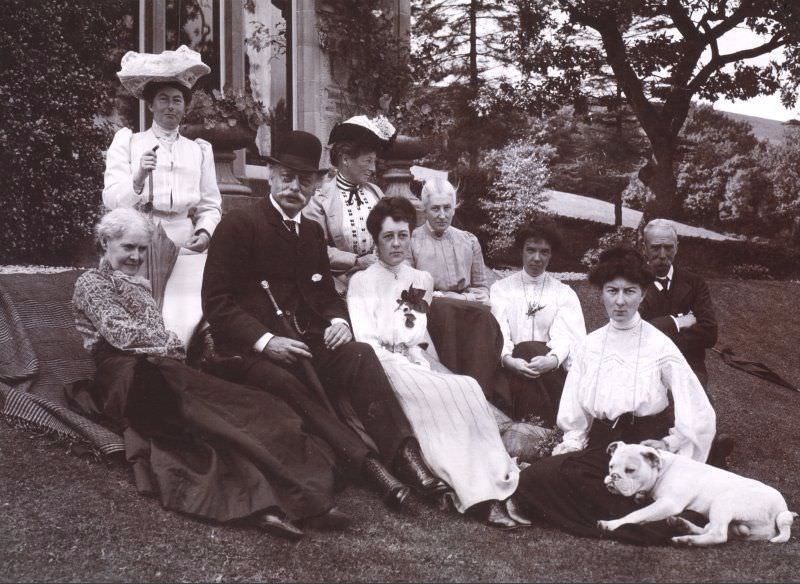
[202, 198, 348, 354]
[639, 266, 718, 385]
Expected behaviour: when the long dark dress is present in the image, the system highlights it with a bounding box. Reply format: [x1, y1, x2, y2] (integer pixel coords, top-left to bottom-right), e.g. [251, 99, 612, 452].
[70, 263, 337, 523]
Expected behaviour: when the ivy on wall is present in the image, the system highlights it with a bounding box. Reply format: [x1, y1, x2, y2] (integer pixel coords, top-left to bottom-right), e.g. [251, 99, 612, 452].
[317, 1, 413, 117]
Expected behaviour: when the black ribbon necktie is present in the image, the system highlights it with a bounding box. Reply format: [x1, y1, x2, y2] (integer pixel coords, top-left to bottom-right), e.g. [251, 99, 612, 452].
[283, 219, 298, 236]
[347, 186, 363, 208]
[657, 277, 670, 292]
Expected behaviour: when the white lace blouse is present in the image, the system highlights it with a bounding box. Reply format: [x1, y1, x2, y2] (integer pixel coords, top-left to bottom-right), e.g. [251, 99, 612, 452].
[556, 314, 716, 462]
[103, 126, 222, 240]
[490, 270, 586, 366]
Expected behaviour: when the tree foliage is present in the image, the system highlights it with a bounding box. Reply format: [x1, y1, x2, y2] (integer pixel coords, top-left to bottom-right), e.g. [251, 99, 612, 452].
[479, 139, 556, 254]
[0, 0, 132, 264]
[505, 0, 800, 219]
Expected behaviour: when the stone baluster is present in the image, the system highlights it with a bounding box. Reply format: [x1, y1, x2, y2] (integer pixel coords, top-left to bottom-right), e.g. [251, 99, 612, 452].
[381, 135, 428, 226]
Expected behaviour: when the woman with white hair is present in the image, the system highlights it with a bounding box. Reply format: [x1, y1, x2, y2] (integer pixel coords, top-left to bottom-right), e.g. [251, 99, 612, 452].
[70, 208, 349, 540]
[409, 178, 507, 406]
[410, 178, 490, 304]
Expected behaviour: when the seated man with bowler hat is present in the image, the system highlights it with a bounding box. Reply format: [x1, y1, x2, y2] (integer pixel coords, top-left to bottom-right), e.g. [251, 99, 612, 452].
[201, 130, 441, 509]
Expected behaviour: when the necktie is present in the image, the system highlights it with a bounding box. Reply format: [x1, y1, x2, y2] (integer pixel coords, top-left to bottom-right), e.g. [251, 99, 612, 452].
[347, 186, 363, 208]
[283, 219, 298, 236]
[656, 277, 670, 292]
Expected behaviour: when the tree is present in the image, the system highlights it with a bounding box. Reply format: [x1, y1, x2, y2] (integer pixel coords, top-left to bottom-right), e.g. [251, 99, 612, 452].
[0, 0, 133, 264]
[760, 127, 800, 243]
[507, 0, 800, 219]
[677, 105, 771, 233]
[411, 1, 523, 166]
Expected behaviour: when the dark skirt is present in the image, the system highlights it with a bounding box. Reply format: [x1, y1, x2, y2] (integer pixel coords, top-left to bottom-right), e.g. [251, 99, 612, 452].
[514, 407, 679, 545]
[426, 296, 511, 409]
[67, 345, 336, 523]
[506, 341, 567, 426]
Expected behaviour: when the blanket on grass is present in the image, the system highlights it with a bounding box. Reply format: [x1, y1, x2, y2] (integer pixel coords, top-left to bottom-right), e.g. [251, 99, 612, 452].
[0, 271, 124, 454]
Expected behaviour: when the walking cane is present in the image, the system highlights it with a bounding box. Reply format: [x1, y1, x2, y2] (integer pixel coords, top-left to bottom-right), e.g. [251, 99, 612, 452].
[260, 280, 338, 415]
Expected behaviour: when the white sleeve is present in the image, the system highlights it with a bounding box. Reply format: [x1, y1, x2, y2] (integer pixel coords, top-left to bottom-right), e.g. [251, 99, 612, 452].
[555, 342, 591, 451]
[192, 139, 222, 236]
[547, 285, 587, 370]
[103, 127, 141, 209]
[346, 272, 391, 360]
[659, 342, 716, 462]
[490, 281, 515, 359]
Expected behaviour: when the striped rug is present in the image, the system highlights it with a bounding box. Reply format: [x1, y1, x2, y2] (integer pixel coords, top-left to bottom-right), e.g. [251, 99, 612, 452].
[0, 271, 123, 454]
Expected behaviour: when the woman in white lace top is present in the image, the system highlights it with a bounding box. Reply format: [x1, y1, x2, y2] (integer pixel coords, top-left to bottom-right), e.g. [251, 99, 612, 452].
[512, 246, 716, 545]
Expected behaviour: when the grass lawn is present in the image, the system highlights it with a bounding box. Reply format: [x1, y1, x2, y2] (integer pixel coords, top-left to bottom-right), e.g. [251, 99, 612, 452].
[2, 278, 800, 583]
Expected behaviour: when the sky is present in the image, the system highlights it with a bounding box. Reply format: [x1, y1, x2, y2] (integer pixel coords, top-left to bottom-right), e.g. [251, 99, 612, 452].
[710, 27, 798, 121]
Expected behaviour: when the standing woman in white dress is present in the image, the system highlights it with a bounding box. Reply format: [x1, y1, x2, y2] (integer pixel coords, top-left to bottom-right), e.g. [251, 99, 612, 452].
[347, 197, 525, 529]
[103, 46, 221, 346]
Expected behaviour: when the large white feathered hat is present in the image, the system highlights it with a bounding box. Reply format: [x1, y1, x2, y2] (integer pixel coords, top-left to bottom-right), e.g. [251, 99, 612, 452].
[117, 45, 211, 100]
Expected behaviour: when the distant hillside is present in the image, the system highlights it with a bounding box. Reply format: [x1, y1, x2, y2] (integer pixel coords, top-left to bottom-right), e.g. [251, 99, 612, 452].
[717, 110, 795, 144]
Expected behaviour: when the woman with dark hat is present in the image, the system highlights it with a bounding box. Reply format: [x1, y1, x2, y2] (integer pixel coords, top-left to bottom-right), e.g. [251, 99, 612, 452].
[303, 115, 397, 294]
[103, 45, 222, 346]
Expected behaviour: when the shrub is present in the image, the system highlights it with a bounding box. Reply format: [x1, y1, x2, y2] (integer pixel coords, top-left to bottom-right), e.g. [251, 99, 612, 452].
[580, 226, 639, 269]
[479, 139, 556, 255]
[731, 264, 772, 280]
[0, 1, 131, 265]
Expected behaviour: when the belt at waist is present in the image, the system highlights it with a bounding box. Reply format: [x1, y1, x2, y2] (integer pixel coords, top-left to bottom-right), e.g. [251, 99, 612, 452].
[151, 209, 184, 219]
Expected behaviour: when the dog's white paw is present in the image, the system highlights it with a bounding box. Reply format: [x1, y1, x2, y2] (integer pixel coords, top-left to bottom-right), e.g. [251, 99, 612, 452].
[671, 535, 695, 546]
[597, 520, 620, 532]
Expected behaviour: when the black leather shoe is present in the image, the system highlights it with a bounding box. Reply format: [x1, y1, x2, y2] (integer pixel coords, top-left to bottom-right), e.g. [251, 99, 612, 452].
[300, 507, 352, 531]
[395, 440, 442, 493]
[364, 456, 410, 509]
[251, 511, 305, 540]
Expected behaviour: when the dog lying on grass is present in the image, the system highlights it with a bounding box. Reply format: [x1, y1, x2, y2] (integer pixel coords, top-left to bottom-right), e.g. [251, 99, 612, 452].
[597, 441, 796, 546]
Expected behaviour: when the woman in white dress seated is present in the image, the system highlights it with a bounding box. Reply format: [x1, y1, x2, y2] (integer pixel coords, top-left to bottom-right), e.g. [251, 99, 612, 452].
[347, 197, 525, 529]
[513, 247, 716, 545]
[490, 222, 586, 424]
[104, 46, 222, 346]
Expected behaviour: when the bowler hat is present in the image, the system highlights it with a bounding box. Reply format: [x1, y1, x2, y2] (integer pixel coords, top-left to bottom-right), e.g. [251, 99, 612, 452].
[266, 131, 324, 173]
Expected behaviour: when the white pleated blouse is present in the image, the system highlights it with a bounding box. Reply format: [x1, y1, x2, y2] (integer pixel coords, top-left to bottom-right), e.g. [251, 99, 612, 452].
[557, 314, 716, 462]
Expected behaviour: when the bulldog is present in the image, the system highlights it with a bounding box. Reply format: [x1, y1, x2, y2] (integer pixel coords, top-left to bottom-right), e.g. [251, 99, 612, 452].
[597, 441, 796, 546]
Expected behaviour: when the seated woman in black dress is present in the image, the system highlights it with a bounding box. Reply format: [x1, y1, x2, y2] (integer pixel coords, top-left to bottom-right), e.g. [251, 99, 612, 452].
[513, 247, 716, 545]
[70, 208, 348, 540]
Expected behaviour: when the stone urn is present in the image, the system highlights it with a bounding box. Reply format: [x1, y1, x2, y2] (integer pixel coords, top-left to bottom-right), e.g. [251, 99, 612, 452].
[181, 123, 255, 207]
[382, 135, 430, 226]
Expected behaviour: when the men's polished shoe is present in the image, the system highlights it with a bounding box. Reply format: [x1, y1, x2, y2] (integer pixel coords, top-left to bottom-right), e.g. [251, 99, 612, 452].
[299, 507, 352, 531]
[251, 511, 305, 540]
[364, 456, 410, 509]
[485, 500, 519, 530]
[395, 440, 447, 494]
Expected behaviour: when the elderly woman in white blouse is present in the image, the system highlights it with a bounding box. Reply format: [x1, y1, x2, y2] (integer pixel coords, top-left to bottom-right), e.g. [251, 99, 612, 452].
[103, 46, 221, 346]
[512, 247, 716, 545]
[490, 222, 586, 424]
[410, 179, 490, 304]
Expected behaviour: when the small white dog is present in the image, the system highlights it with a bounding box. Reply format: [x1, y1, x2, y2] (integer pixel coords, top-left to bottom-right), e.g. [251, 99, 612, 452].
[597, 441, 796, 546]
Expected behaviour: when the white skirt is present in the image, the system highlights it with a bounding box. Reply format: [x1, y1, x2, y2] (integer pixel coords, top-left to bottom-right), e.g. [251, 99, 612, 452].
[382, 358, 519, 512]
[158, 216, 206, 346]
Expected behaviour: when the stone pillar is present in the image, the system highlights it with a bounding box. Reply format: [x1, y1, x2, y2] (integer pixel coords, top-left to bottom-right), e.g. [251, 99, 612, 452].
[382, 135, 427, 226]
